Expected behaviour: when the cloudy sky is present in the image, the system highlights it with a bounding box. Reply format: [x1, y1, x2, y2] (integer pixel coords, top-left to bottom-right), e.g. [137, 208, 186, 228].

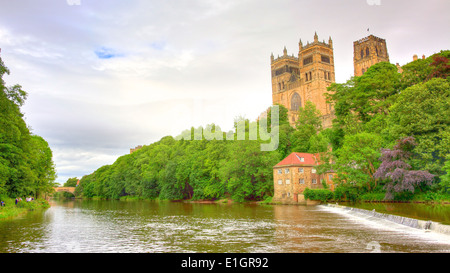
[0, 0, 448, 184]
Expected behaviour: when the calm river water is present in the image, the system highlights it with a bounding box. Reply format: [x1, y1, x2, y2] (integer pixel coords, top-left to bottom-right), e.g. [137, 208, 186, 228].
[0, 199, 449, 253]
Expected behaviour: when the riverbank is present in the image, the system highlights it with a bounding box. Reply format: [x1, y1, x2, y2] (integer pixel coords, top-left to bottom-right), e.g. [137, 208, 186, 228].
[61, 195, 450, 206]
[0, 198, 50, 220]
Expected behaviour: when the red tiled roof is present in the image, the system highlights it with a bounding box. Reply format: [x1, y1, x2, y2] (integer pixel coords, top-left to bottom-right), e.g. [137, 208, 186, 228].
[274, 152, 320, 167]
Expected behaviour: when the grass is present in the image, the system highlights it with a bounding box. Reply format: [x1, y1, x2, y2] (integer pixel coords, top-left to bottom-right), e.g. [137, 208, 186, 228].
[0, 197, 50, 220]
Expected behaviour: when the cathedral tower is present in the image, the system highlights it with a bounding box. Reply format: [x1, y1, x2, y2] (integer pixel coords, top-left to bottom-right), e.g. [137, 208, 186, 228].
[271, 33, 335, 128]
[353, 35, 389, 77]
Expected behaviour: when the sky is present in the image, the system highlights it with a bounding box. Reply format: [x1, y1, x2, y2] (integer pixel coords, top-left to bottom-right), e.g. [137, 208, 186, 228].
[0, 0, 449, 185]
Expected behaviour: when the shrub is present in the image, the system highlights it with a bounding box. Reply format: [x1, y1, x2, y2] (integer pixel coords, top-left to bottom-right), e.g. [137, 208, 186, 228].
[260, 195, 273, 204]
[413, 192, 450, 202]
[16, 198, 49, 210]
[333, 186, 360, 202]
[303, 188, 334, 202]
[359, 192, 386, 201]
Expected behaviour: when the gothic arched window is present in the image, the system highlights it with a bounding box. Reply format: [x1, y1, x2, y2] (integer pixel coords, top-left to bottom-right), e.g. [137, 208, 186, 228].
[290, 92, 302, 111]
[366, 47, 370, 56]
[361, 49, 364, 58]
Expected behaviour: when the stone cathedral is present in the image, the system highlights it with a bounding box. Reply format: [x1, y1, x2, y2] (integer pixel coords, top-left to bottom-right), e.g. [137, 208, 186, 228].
[270, 33, 389, 128]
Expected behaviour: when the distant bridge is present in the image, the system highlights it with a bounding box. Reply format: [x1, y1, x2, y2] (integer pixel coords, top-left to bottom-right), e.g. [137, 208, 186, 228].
[53, 187, 76, 195]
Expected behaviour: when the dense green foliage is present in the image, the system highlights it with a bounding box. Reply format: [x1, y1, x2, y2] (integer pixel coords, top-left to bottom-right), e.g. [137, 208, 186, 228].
[303, 188, 334, 202]
[0, 57, 57, 200]
[327, 50, 449, 200]
[77, 126, 283, 202]
[63, 177, 79, 187]
[78, 50, 449, 202]
[76, 101, 339, 201]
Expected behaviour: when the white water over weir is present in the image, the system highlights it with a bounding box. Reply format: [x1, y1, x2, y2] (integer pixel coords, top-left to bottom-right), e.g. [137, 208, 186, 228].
[324, 203, 450, 236]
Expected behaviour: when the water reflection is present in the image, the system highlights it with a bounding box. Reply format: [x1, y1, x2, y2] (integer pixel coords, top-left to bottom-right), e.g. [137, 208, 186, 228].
[0, 200, 449, 253]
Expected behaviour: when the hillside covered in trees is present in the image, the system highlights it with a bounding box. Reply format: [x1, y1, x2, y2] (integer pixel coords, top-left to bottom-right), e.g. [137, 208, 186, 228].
[75, 50, 449, 202]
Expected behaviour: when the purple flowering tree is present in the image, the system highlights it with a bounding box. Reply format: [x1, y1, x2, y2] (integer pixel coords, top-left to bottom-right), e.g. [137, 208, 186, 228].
[374, 137, 435, 200]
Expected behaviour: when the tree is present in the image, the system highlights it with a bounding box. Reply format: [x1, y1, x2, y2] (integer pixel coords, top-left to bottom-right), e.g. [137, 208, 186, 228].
[64, 178, 79, 187]
[386, 78, 450, 174]
[439, 155, 450, 194]
[0, 56, 56, 198]
[334, 132, 383, 191]
[327, 62, 402, 125]
[29, 135, 57, 197]
[295, 100, 322, 130]
[219, 139, 279, 202]
[290, 101, 322, 153]
[374, 137, 435, 200]
[267, 104, 289, 128]
[427, 54, 450, 80]
[401, 50, 450, 87]
[308, 131, 330, 154]
[266, 104, 293, 158]
[0, 66, 32, 196]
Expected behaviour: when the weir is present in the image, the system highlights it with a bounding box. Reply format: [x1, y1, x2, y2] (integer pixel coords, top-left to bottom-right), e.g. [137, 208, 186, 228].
[324, 203, 450, 236]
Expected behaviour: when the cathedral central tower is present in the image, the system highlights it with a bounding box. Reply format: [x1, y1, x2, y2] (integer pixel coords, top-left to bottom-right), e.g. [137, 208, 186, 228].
[271, 32, 335, 128]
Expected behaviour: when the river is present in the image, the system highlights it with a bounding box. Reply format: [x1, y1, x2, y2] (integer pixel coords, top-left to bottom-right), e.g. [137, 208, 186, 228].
[0, 199, 449, 253]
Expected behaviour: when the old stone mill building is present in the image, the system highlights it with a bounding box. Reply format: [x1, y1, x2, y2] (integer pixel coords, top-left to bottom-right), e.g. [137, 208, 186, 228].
[271, 33, 390, 203]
